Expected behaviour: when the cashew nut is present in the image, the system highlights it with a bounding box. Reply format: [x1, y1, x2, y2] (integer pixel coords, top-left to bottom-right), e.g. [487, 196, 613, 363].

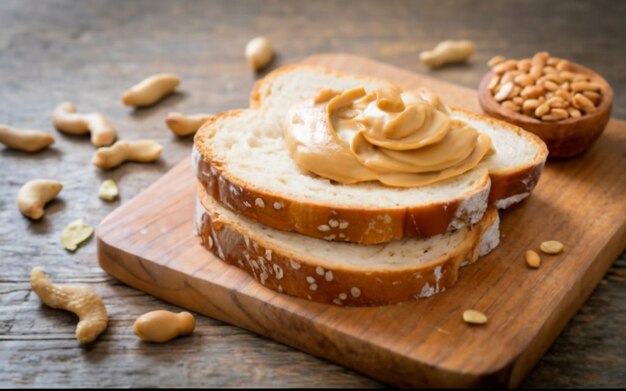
[245, 36, 273, 71]
[17, 179, 63, 220]
[133, 310, 195, 343]
[419, 40, 475, 69]
[30, 267, 108, 344]
[52, 102, 117, 147]
[92, 140, 164, 169]
[122, 73, 181, 107]
[165, 112, 212, 137]
[0, 124, 55, 152]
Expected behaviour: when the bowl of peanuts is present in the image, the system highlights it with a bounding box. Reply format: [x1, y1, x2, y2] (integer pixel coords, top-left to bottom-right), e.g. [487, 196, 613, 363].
[478, 52, 613, 158]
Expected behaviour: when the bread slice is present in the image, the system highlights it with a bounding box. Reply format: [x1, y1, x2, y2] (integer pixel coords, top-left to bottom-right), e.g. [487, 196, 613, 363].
[195, 184, 500, 306]
[193, 65, 547, 244]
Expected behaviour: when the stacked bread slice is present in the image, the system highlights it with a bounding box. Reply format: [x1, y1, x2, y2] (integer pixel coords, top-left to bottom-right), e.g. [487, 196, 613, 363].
[193, 65, 548, 306]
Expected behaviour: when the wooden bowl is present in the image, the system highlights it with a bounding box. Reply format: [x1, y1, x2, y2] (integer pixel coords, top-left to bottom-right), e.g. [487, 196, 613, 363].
[478, 63, 613, 158]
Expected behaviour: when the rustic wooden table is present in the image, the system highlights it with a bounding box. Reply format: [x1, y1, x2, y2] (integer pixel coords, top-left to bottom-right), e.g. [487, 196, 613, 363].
[1, 0, 624, 387]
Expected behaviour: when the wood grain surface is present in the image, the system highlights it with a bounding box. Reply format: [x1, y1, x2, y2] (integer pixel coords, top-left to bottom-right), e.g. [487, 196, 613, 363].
[1, 0, 625, 388]
[96, 53, 626, 388]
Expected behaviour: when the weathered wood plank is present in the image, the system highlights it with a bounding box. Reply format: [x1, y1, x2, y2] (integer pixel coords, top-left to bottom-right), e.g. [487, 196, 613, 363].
[0, 0, 624, 387]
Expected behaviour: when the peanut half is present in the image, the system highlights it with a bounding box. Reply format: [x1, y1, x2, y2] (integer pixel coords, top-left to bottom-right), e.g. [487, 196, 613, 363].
[245, 36, 273, 72]
[122, 73, 181, 107]
[0, 124, 55, 152]
[133, 310, 196, 343]
[463, 309, 488, 325]
[165, 112, 212, 137]
[540, 240, 564, 255]
[419, 40, 475, 69]
[525, 250, 541, 268]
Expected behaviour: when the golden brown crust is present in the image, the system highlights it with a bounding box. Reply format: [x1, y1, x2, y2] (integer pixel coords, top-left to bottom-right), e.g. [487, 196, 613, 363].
[197, 186, 499, 306]
[451, 108, 548, 202]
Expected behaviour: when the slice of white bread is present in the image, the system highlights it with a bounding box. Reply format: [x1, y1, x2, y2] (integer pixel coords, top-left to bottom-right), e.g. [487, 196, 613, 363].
[193, 65, 547, 244]
[196, 185, 500, 306]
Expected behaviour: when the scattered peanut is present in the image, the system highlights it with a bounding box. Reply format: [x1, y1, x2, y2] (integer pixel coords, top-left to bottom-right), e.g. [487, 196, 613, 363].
[165, 112, 212, 137]
[0, 124, 55, 152]
[122, 73, 181, 107]
[419, 40, 475, 69]
[60, 219, 94, 252]
[572, 93, 596, 113]
[17, 179, 63, 220]
[525, 250, 541, 268]
[133, 310, 195, 343]
[53, 102, 117, 147]
[462, 309, 488, 325]
[98, 179, 119, 201]
[31, 267, 108, 344]
[494, 82, 514, 102]
[245, 36, 273, 71]
[487, 52, 603, 122]
[92, 140, 164, 169]
[540, 240, 564, 255]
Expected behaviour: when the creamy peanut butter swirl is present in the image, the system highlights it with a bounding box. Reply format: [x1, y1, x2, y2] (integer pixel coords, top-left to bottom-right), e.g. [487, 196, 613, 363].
[285, 86, 492, 187]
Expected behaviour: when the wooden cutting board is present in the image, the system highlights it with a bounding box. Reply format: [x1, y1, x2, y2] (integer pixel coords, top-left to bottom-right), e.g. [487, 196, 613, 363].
[97, 53, 626, 388]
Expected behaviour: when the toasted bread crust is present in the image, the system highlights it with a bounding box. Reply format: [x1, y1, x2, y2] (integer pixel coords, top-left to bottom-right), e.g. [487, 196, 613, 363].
[196, 187, 499, 306]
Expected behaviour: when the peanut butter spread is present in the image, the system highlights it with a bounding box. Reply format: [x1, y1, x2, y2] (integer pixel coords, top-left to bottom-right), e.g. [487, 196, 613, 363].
[285, 86, 492, 187]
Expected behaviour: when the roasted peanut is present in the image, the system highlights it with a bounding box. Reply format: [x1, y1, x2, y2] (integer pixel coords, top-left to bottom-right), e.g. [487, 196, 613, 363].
[92, 140, 164, 169]
[493, 59, 518, 74]
[542, 108, 569, 122]
[463, 309, 488, 325]
[567, 107, 582, 119]
[571, 81, 601, 92]
[521, 85, 545, 99]
[534, 102, 551, 117]
[245, 36, 274, 71]
[133, 310, 195, 343]
[488, 51, 603, 122]
[0, 125, 55, 152]
[122, 73, 181, 107]
[525, 250, 541, 269]
[583, 91, 601, 105]
[31, 267, 108, 344]
[487, 55, 506, 67]
[572, 93, 596, 113]
[53, 102, 117, 147]
[540, 240, 564, 255]
[494, 82, 514, 101]
[165, 112, 212, 137]
[17, 179, 63, 220]
[487, 74, 500, 91]
[419, 40, 475, 68]
[514, 74, 535, 87]
[501, 100, 521, 112]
